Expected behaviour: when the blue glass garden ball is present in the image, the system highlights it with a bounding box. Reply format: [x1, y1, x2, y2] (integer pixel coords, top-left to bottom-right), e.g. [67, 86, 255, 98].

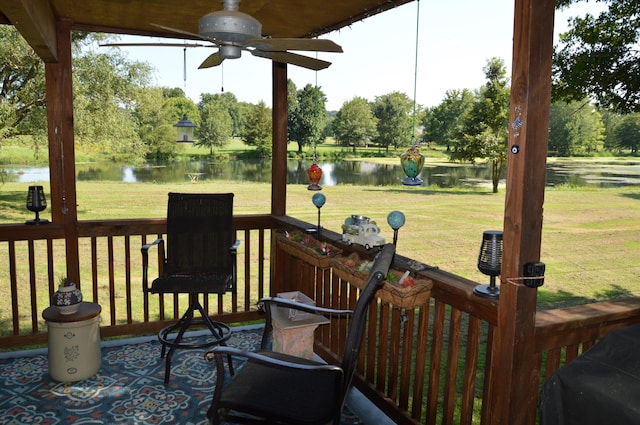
[312, 193, 326, 208]
[387, 210, 406, 230]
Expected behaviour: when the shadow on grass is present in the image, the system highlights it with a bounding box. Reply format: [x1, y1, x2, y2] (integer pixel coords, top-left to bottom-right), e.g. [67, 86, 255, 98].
[538, 284, 634, 310]
[358, 186, 498, 196]
[621, 192, 640, 201]
[0, 190, 27, 222]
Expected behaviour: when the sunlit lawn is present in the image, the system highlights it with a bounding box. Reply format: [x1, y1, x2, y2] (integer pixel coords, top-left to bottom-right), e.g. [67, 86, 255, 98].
[2, 177, 640, 310]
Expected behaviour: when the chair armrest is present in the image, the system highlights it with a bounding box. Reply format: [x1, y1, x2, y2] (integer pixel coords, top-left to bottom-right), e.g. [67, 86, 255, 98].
[141, 238, 164, 292]
[259, 297, 353, 316]
[208, 346, 342, 372]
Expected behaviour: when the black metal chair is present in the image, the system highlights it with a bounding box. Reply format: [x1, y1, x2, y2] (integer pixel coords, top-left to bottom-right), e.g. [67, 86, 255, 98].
[205, 243, 395, 425]
[142, 192, 240, 383]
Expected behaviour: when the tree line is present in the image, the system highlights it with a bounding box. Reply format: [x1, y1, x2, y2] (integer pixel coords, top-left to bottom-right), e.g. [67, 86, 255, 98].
[0, 0, 638, 191]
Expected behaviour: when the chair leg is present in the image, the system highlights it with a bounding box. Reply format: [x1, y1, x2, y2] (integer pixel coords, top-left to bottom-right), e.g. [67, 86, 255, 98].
[196, 302, 235, 375]
[159, 302, 196, 383]
[158, 295, 232, 384]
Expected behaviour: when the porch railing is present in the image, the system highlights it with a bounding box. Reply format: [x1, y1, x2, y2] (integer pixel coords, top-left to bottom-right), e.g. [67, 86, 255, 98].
[270, 216, 640, 425]
[3, 215, 640, 425]
[0, 214, 275, 348]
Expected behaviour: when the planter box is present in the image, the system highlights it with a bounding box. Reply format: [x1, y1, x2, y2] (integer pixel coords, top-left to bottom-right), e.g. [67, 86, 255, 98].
[331, 255, 433, 309]
[276, 233, 340, 269]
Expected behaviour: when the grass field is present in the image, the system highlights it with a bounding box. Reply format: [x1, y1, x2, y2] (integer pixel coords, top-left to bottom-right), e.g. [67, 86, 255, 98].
[2, 178, 639, 310]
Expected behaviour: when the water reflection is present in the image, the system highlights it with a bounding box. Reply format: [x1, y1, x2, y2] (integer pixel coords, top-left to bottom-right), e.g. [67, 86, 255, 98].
[6, 159, 640, 188]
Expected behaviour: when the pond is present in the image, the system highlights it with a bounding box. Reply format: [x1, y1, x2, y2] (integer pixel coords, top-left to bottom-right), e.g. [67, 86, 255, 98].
[5, 159, 640, 188]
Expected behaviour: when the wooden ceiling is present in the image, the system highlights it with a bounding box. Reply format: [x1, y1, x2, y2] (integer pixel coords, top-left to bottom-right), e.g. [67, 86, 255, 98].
[0, 0, 414, 62]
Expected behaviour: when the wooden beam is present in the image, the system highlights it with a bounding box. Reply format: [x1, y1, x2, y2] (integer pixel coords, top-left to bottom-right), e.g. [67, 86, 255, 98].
[0, 0, 58, 62]
[45, 19, 80, 284]
[491, 0, 555, 424]
[271, 61, 287, 216]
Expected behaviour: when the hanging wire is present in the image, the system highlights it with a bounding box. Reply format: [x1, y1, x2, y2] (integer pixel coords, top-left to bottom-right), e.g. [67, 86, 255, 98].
[411, 0, 421, 145]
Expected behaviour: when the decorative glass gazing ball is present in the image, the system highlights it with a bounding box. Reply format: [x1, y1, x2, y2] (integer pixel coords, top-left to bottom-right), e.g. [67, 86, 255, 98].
[387, 210, 406, 230]
[312, 192, 326, 208]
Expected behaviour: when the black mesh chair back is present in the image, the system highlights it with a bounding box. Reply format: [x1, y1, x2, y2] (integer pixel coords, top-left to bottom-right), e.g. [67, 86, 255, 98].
[158, 192, 235, 293]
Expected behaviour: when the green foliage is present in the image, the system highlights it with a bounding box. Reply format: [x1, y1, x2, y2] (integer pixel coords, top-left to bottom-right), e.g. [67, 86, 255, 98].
[133, 88, 179, 161]
[242, 101, 272, 158]
[548, 100, 605, 156]
[199, 92, 243, 136]
[196, 102, 233, 154]
[160, 97, 199, 127]
[371, 91, 414, 151]
[72, 49, 153, 162]
[452, 58, 510, 193]
[287, 83, 327, 153]
[422, 89, 475, 150]
[0, 26, 47, 137]
[553, 0, 640, 113]
[332, 96, 378, 154]
[614, 113, 640, 154]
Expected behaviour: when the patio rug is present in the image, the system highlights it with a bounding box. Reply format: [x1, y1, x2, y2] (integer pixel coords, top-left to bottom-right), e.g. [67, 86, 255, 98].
[0, 327, 364, 425]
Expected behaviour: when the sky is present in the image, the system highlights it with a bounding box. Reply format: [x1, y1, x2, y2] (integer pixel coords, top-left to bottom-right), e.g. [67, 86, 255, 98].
[106, 0, 602, 111]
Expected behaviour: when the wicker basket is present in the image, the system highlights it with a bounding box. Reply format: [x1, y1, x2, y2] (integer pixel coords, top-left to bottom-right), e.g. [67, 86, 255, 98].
[276, 233, 340, 269]
[331, 257, 433, 309]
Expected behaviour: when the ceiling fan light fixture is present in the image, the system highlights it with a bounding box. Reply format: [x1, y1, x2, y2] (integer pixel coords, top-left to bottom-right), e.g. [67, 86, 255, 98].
[219, 44, 242, 59]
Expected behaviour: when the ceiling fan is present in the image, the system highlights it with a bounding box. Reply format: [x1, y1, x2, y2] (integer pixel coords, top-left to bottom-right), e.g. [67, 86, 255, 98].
[101, 0, 342, 71]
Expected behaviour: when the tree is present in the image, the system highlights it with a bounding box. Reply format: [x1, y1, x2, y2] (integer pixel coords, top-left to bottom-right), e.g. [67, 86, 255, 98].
[72, 49, 152, 162]
[160, 97, 199, 128]
[553, 0, 640, 113]
[199, 92, 242, 136]
[0, 28, 157, 163]
[614, 113, 640, 154]
[332, 97, 378, 154]
[548, 100, 605, 156]
[197, 102, 233, 155]
[566, 105, 605, 155]
[371, 91, 414, 152]
[452, 57, 510, 193]
[288, 84, 327, 153]
[422, 88, 475, 150]
[133, 88, 180, 161]
[0, 26, 48, 137]
[242, 101, 272, 158]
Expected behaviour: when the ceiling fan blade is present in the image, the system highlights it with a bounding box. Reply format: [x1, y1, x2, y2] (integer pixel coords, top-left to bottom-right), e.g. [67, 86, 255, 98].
[150, 23, 221, 45]
[251, 50, 331, 71]
[198, 52, 225, 69]
[246, 38, 343, 53]
[100, 42, 209, 48]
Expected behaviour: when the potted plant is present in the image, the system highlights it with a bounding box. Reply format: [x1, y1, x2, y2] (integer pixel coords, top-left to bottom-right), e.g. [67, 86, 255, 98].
[52, 277, 83, 315]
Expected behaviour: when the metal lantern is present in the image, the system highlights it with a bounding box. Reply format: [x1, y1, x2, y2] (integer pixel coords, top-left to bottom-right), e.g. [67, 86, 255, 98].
[26, 185, 50, 225]
[473, 230, 503, 299]
[174, 114, 196, 142]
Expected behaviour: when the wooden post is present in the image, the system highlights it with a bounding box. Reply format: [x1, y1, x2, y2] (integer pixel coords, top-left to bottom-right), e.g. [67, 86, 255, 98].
[45, 19, 80, 285]
[491, 0, 555, 423]
[271, 61, 288, 216]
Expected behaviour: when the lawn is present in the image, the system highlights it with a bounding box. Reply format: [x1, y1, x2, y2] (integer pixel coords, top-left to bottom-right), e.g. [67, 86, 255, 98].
[2, 179, 640, 310]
